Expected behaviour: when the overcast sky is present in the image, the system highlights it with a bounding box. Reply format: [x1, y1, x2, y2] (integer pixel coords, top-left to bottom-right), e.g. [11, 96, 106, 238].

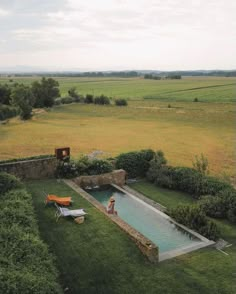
[0, 0, 235, 70]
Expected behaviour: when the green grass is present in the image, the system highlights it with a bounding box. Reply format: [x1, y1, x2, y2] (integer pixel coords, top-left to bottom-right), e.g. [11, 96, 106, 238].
[0, 76, 235, 102]
[129, 179, 195, 208]
[26, 179, 236, 294]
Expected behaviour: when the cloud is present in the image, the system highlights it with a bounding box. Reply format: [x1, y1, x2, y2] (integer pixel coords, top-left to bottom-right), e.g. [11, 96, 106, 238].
[0, 0, 69, 13]
[0, 8, 10, 16]
[0, 0, 236, 69]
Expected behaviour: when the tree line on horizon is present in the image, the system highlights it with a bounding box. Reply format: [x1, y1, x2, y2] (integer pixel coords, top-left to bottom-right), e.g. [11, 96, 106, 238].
[1, 70, 236, 78]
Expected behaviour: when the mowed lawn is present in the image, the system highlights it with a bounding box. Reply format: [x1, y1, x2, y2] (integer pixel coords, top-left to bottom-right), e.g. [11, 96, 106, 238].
[26, 179, 236, 294]
[129, 179, 195, 209]
[0, 76, 235, 102]
[0, 101, 235, 182]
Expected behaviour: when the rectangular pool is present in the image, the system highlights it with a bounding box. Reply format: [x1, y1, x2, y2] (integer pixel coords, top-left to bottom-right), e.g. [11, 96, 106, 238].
[86, 185, 205, 254]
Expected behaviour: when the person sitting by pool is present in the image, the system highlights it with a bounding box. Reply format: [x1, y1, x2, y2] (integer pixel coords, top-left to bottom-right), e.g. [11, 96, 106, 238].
[107, 196, 117, 215]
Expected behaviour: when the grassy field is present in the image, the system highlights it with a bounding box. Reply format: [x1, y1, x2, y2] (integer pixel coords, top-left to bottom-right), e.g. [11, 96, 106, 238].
[0, 100, 235, 183]
[26, 179, 236, 294]
[0, 76, 235, 102]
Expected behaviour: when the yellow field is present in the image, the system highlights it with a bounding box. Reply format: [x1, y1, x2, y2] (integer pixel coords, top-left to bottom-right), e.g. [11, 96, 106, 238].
[0, 100, 235, 183]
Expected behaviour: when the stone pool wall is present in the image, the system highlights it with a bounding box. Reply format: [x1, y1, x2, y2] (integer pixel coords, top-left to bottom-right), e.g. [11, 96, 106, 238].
[64, 179, 159, 263]
[73, 169, 126, 188]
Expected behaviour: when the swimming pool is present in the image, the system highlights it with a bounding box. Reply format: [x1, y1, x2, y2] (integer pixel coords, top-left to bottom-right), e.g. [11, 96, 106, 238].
[86, 185, 211, 255]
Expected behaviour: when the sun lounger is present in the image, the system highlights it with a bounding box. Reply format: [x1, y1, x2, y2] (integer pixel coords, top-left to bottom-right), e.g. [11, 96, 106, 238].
[45, 194, 73, 206]
[55, 203, 87, 221]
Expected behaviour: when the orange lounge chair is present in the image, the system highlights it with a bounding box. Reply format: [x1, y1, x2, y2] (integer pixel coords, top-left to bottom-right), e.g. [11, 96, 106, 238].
[45, 194, 72, 206]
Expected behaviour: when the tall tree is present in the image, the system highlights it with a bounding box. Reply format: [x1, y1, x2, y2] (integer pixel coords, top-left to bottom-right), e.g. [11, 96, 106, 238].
[10, 84, 34, 120]
[32, 77, 60, 107]
[0, 84, 11, 105]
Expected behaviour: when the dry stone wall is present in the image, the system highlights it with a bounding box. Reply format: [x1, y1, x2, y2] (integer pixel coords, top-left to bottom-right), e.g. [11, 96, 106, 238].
[73, 169, 126, 187]
[0, 157, 57, 179]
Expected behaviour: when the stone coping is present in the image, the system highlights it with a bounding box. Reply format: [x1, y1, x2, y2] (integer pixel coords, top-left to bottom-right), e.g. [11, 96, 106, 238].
[63, 179, 159, 263]
[0, 157, 56, 166]
[64, 180, 215, 263]
[112, 184, 215, 261]
[121, 185, 167, 212]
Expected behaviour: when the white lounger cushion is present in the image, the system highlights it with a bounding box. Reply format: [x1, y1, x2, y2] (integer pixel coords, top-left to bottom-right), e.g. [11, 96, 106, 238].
[59, 207, 87, 217]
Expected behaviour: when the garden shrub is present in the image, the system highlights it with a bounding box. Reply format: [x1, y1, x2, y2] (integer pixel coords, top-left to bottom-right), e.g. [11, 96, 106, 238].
[168, 205, 219, 240]
[86, 158, 113, 175]
[0, 172, 22, 194]
[0, 190, 37, 233]
[0, 267, 62, 294]
[56, 160, 78, 178]
[200, 175, 232, 196]
[56, 156, 114, 178]
[199, 196, 228, 219]
[147, 165, 233, 198]
[115, 99, 128, 106]
[199, 188, 236, 223]
[0, 174, 62, 294]
[115, 149, 155, 178]
[146, 150, 168, 183]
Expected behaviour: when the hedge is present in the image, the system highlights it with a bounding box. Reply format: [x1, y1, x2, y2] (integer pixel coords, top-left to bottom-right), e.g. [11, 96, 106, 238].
[0, 173, 62, 293]
[56, 155, 114, 178]
[147, 165, 233, 197]
[0, 172, 22, 194]
[115, 149, 155, 178]
[168, 205, 220, 241]
[199, 188, 236, 223]
[146, 158, 236, 224]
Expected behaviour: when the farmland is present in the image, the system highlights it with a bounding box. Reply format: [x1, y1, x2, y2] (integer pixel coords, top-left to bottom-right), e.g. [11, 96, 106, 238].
[0, 76, 235, 182]
[0, 76, 235, 102]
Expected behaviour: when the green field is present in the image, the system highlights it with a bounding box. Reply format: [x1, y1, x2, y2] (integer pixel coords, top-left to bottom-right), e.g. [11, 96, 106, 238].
[0, 76, 235, 102]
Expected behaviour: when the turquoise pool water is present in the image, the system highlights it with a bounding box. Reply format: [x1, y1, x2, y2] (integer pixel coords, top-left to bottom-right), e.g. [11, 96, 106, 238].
[87, 186, 201, 253]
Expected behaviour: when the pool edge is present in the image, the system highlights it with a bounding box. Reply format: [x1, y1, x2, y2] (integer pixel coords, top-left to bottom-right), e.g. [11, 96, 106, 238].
[63, 179, 159, 263]
[113, 183, 215, 260]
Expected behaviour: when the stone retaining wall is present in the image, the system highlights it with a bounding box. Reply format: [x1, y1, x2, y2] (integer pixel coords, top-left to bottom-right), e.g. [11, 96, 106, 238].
[64, 179, 159, 263]
[0, 157, 57, 179]
[73, 169, 126, 188]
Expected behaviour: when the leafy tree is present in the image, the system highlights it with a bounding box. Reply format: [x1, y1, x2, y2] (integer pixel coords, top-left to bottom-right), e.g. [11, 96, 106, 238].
[115, 149, 155, 178]
[10, 84, 34, 120]
[94, 95, 110, 105]
[32, 77, 60, 107]
[0, 83, 11, 105]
